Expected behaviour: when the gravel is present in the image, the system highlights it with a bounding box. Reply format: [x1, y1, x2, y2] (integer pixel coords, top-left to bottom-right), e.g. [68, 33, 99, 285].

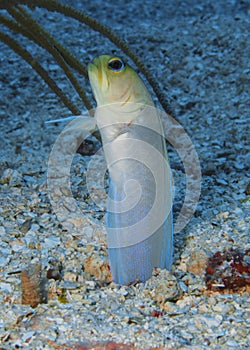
[0, 0, 249, 349]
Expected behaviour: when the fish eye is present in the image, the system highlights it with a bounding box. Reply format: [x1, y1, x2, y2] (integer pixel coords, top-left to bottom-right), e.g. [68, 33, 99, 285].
[107, 58, 125, 72]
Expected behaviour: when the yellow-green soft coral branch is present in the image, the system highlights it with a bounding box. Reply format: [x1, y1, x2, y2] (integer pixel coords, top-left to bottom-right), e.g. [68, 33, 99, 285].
[0, 0, 174, 116]
[15, 5, 89, 78]
[0, 30, 81, 115]
[6, 6, 92, 111]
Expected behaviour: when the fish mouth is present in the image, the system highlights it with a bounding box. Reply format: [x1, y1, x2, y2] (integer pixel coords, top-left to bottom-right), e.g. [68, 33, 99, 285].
[88, 58, 109, 94]
[88, 59, 107, 105]
[87, 61, 98, 76]
[87, 59, 100, 88]
[87, 57, 100, 74]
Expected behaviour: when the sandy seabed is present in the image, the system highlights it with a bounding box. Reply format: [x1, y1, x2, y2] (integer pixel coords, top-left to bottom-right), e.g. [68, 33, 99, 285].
[0, 0, 249, 349]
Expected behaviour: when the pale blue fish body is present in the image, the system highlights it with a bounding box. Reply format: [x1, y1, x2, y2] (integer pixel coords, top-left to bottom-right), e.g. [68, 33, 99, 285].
[88, 55, 173, 284]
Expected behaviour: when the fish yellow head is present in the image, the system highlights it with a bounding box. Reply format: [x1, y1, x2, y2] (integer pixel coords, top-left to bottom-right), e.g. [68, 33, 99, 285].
[88, 55, 153, 108]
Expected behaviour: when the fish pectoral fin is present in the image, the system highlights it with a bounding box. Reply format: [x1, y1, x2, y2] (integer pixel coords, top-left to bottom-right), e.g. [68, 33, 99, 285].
[45, 110, 91, 124]
[62, 117, 97, 141]
[110, 119, 134, 141]
[46, 113, 97, 137]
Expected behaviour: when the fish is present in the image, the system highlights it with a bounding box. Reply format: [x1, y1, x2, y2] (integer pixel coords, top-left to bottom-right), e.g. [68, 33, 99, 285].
[47, 55, 173, 284]
[87, 55, 173, 284]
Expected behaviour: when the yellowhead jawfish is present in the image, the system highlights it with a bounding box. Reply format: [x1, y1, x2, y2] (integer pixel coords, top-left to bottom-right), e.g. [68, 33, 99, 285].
[87, 55, 173, 284]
